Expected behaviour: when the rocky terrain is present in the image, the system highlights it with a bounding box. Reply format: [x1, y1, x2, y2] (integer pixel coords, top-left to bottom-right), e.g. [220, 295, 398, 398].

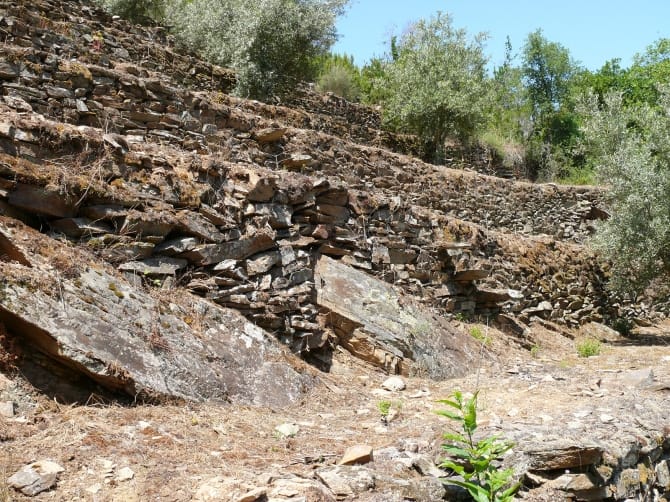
[1, 0, 670, 500]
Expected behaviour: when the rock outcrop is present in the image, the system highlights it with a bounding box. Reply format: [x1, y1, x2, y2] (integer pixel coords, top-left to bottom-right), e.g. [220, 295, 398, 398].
[0, 1, 669, 501]
[0, 217, 314, 405]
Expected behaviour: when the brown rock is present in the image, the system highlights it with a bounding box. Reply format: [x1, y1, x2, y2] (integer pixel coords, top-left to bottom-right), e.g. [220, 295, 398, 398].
[525, 443, 603, 471]
[8, 183, 77, 218]
[253, 127, 286, 143]
[453, 269, 489, 282]
[315, 255, 476, 377]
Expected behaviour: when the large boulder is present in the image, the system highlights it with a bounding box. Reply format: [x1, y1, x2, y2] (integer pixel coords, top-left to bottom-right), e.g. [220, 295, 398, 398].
[0, 218, 314, 406]
[315, 255, 478, 377]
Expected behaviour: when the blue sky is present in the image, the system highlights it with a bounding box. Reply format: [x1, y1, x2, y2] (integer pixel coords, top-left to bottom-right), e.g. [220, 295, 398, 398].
[332, 1, 670, 71]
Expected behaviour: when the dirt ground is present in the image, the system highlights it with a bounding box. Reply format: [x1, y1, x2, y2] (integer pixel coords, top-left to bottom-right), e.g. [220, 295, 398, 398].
[1, 320, 670, 501]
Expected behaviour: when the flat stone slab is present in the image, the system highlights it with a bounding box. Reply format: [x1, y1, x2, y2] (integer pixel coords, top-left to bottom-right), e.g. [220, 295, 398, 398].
[315, 255, 476, 378]
[0, 218, 314, 406]
[118, 256, 189, 276]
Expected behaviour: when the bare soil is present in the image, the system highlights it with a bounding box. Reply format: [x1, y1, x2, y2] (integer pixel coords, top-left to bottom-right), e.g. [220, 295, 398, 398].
[2, 321, 670, 501]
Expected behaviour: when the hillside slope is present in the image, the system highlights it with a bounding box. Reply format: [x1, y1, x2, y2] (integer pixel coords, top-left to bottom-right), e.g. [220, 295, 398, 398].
[1, 1, 670, 501]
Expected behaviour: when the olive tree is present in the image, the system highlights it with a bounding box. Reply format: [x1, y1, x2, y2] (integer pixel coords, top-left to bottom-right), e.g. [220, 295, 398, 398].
[580, 88, 670, 293]
[99, 0, 347, 100]
[169, 0, 347, 99]
[380, 12, 490, 161]
[98, 0, 167, 23]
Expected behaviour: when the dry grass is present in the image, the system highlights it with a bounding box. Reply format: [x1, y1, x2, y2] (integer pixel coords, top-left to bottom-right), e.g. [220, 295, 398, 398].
[0, 322, 669, 500]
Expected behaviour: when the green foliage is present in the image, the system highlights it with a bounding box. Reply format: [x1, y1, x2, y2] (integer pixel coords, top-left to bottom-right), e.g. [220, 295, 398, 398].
[556, 165, 595, 186]
[579, 88, 670, 292]
[488, 36, 530, 139]
[437, 391, 519, 502]
[377, 400, 392, 418]
[379, 12, 490, 161]
[359, 57, 390, 105]
[469, 326, 490, 346]
[100, 0, 346, 100]
[518, 30, 584, 180]
[478, 130, 524, 172]
[522, 29, 579, 116]
[315, 53, 361, 100]
[611, 318, 633, 337]
[97, 0, 167, 23]
[575, 338, 601, 358]
[627, 38, 670, 106]
[171, 0, 348, 99]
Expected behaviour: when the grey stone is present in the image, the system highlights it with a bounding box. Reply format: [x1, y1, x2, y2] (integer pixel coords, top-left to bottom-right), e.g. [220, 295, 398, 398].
[50, 217, 112, 238]
[118, 256, 189, 276]
[0, 220, 313, 405]
[175, 211, 225, 243]
[316, 466, 375, 496]
[8, 183, 77, 218]
[0, 400, 15, 417]
[315, 255, 476, 377]
[381, 376, 406, 392]
[181, 232, 276, 265]
[154, 237, 199, 256]
[246, 251, 280, 276]
[101, 241, 155, 263]
[245, 203, 293, 229]
[8, 460, 64, 496]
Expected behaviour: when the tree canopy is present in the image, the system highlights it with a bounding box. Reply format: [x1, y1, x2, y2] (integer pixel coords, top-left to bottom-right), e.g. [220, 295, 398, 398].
[379, 12, 490, 160]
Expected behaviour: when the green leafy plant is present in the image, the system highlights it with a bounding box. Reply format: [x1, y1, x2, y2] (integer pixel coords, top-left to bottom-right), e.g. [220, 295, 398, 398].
[611, 318, 633, 336]
[437, 391, 519, 502]
[469, 326, 491, 346]
[377, 399, 392, 418]
[575, 338, 601, 357]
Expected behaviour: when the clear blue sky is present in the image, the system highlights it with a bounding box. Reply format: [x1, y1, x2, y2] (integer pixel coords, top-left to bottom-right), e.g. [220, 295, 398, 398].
[332, 0, 670, 71]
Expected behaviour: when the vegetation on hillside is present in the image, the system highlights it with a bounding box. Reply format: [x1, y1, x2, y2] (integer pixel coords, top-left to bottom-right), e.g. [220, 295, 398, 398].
[99, 0, 347, 100]
[376, 13, 490, 161]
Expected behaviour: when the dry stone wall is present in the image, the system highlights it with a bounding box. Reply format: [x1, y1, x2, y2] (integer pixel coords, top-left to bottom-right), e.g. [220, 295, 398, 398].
[0, 0, 661, 353]
[1, 3, 670, 501]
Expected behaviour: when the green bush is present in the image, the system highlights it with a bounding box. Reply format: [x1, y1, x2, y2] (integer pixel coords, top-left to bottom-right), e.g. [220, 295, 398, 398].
[97, 0, 166, 23]
[100, 0, 347, 100]
[316, 63, 361, 101]
[169, 0, 347, 99]
[579, 88, 670, 292]
[437, 391, 519, 502]
[575, 338, 601, 358]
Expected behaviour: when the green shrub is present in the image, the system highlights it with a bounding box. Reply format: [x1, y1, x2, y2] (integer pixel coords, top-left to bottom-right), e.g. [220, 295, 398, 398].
[437, 391, 519, 502]
[97, 0, 166, 23]
[478, 130, 525, 171]
[557, 165, 596, 185]
[317, 64, 361, 101]
[575, 338, 601, 357]
[169, 0, 347, 100]
[611, 318, 633, 336]
[100, 0, 347, 100]
[377, 400, 391, 418]
[579, 88, 670, 293]
[469, 326, 491, 346]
